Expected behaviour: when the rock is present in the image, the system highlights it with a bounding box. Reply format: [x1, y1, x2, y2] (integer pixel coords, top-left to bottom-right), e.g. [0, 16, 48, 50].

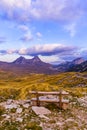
[16, 117, 23, 122]
[39, 114, 49, 120]
[24, 100, 31, 103]
[78, 96, 87, 107]
[6, 99, 13, 105]
[23, 104, 30, 108]
[56, 122, 64, 126]
[5, 103, 18, 109]
[65, 118, 74, 122]
[32, 106, 51, 115]
[2, 114, 10, 119]
[16, 108, 22, 114]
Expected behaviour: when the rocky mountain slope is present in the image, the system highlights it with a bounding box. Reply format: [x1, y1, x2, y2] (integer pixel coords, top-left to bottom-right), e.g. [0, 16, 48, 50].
[68, 60, 87, 72]
[0, 56, 86, 74]
[53, 57, 85, 72]
[0, 56, 58, 75]
[0, 94, 87, 130]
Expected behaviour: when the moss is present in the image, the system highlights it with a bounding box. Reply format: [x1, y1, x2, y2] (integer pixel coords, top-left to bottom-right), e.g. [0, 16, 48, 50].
[0, 106, 5, 116]
[0, 72, 87, 99]
[10, 108, 16, 113]
[0, 121, 19, 130]
[25, 121, 42, 130]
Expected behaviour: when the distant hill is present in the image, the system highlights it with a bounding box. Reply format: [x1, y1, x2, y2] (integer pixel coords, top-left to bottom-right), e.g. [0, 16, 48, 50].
[0, 56, 86, 74]
[68, 60, 87, 72]
[53, 57, 85, 72]
[71, 57, 85, 65]
[0, 56, 58, 75]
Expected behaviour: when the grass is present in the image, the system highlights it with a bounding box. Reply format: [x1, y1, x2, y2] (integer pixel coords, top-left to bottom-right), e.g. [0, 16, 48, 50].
[0, 71, 87, 101]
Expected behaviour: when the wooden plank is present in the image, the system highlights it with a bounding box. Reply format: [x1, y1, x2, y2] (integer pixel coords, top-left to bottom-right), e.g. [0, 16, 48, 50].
[29, 91, 69, 95]
[31, 98, 69, 103]
[30, 90, 69, 109]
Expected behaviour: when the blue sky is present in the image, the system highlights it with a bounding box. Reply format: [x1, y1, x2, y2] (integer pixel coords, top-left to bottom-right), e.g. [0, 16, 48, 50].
[0, 0, 87, 64]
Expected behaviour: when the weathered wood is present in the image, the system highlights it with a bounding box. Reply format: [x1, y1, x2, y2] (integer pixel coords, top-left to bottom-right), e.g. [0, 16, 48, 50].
[29, 91, 69, 95]
[59, 90, 62, 109]
[30, 90, 69, 109]
[36, 92, 40, 106]
[31, 98, 69, 103]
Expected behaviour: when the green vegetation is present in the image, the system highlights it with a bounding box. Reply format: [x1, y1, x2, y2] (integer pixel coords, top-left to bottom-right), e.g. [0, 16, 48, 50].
[0, 71, 87, 101]
[0, 120, 19, 130]
[0, 106, 5, 116]
[25, 122, 42, 130]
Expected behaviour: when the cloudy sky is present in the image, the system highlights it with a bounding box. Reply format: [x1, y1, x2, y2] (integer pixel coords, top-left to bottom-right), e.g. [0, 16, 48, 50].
[0, 0, 87, 64]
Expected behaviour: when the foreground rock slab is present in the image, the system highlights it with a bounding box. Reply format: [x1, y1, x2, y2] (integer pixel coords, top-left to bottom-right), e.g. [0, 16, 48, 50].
[32, 106, 51, 115]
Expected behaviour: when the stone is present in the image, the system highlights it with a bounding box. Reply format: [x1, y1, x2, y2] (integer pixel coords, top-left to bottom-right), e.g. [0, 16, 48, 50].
[5, 103, 18, 109]
[32, 106, 51, 115]
[16, 117, 23, 122]
[56, 122, 64, 126]
[6, 99, 13, 105]
[16, 108, 22, 114]
[23, 104, 30, 108]
[39, 114, 49, 120]
[2, 114, 10, 119]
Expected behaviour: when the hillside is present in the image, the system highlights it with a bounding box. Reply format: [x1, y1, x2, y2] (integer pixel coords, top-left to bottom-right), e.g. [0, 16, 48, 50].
[68, 60, 87, 72]
[54, 57, 85, 72]
[0, 71, 87, 100]
[0, 56, 59, 75]
[0, 56, 86, 75]
[0, 71, 87, 130]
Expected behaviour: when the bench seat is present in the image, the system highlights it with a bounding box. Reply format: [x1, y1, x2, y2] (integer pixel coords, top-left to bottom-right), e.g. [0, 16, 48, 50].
[31, 98, 69, 103]
[31, 97, 69, 110]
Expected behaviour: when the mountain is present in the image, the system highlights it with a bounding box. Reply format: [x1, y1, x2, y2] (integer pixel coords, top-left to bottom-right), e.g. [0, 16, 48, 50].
[68, 60, 87, 72]
[53, 57, 85, 72]
[71, 57, 85, 65]
[12, 56, 27, 64]
[0, 56, 58, 75]
[30, 56, 42, 63]
[0, 56, 86, 75]
[13, 56, 42, 65]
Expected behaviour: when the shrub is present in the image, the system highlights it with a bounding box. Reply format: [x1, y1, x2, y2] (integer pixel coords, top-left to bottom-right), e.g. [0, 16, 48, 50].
[0, 106, 5, 116]
[25, 121, 42, 130]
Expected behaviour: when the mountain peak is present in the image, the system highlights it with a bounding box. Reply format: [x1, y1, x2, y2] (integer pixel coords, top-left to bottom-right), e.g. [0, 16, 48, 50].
[72, 57, 85, 65]
[13, 56, 26, 64]
[18, 56, 25, 60]
[32, 56, 41, 62]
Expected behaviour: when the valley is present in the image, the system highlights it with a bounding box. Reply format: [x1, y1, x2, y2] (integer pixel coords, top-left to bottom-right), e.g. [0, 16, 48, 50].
[0, 71, 87, 130]
[0, 57, 87, 130]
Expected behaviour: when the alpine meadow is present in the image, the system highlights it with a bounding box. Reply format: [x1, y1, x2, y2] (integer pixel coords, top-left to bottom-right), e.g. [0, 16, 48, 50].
[0, 0, 87, 130]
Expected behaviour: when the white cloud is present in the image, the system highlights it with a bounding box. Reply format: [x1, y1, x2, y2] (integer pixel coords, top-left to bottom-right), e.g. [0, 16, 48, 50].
[18, 25, 33, 42]
[0, 0, 84, 22]
[0, 43, 84, 63]
[64, 23, 76, 37]
[18, 25, 29, 31]
[36, 32, 42, 38]
[18, 48, 27, 55]
[20, 31, 33, 42]
[17, 43, 77, 56]
[40, 55, 62, 63]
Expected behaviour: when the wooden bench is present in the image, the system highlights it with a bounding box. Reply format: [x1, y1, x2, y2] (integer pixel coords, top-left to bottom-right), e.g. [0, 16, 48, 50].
[29, 90, 69, 110]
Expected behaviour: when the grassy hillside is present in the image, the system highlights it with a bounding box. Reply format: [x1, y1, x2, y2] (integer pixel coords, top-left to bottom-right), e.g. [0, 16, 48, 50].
[0, 71, 87, 101]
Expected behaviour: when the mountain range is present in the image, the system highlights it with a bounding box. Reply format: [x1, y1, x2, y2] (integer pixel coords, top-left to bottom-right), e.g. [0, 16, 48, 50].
[0, 56, 86, 75]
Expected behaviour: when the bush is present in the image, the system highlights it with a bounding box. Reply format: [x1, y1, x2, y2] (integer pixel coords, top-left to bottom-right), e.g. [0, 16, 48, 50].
[0, 106, 5, 116]
[25, 122, 42, 130]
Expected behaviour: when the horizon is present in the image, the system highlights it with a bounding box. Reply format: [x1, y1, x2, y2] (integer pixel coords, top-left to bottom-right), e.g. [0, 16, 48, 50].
[0, 55, 86, 65]
[0, 0, 87, 63]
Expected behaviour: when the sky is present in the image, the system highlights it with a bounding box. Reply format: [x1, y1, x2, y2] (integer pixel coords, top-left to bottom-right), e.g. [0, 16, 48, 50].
[0, 0, 87, 64]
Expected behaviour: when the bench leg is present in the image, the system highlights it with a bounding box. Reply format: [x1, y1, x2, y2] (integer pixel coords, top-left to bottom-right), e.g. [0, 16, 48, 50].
[36, 94, 40, 106]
